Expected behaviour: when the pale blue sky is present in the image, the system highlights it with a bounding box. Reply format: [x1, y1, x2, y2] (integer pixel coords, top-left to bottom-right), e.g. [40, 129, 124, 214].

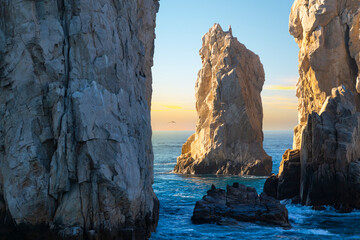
[152, 0, 299, 130]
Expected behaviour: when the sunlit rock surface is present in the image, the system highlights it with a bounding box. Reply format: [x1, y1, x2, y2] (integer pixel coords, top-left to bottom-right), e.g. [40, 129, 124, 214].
[174, 24, 271, 176]
[0, 0, 159, 238]
[290, 0, 360, 149]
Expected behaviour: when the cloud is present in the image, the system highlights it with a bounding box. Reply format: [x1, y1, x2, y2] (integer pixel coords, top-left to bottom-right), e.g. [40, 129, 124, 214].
[262, 95, 297, 102]
[151, 102, 196, 112]
[162, 105, 182, 110]
[262, 95, 297, 110]
[264, 85, 296, 91]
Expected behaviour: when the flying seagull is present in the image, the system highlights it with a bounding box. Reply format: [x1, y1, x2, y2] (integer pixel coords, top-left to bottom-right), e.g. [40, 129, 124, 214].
[168, 121, 176, 124]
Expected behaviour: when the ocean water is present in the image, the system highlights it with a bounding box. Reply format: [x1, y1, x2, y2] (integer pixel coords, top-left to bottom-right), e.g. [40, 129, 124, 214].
[150, 131, 360, 240]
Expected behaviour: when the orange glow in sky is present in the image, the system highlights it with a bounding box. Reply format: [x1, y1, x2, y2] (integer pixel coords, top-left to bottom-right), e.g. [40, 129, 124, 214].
[151, 83, 298, 131]
[151, 1, 299, 132]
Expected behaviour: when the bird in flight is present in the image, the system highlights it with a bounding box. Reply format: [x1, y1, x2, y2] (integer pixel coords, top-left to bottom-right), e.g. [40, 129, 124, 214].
[168, 121, 176, 124]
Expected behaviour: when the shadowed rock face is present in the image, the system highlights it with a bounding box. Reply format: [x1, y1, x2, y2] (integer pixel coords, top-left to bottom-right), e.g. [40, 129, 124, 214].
[174, 24, 272, 176]
[267, 86, 360, 211]
[290, 0, 360, 149]
[300, 86, 360, 211]
[264, 150, 301, 201]
[0, 0, 159, 239]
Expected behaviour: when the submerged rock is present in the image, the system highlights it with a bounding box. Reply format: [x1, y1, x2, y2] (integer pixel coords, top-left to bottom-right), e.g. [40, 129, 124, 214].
[192, 183, 291, 228]
[0, 0, 159, 239]
[174, 24, 271, 176]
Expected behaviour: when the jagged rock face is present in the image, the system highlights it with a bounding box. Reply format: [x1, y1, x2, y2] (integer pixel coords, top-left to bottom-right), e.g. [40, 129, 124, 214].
[300, 86, 360, 211]
[264, 150, 301, 201]
[290, 0, 360, 149]
[174, 24, 272, 176]
[265, 87, 360, 210]
[0, 0, 159, 239]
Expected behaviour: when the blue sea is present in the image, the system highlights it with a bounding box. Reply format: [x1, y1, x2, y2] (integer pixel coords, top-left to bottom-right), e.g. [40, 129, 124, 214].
[150, 131, 360, 240]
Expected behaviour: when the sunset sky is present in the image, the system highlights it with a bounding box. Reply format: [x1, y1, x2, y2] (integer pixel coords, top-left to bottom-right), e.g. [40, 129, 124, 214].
[151, 1, 299, 131]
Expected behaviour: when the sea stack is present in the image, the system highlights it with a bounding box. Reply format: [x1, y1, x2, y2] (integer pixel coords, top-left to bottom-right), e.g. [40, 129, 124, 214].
[174, 24, 272, 176]
[0, 0, 159, 239]
[265, 0, 360, 211]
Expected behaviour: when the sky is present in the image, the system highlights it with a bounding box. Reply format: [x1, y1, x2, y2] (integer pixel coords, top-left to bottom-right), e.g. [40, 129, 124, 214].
[151, 0, 299, 131]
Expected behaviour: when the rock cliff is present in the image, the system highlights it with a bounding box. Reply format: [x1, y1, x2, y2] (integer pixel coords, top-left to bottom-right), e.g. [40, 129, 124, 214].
[265, 0, 360, 211]
[265, 87, 360, 211]
[174, 24, 272, 176]
[290, 0, 360, 149]
[299, 86, 360, 211]
[0, 0, 159, 239]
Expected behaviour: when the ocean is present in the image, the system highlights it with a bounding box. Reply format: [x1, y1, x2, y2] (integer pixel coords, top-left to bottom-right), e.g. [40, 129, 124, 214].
[150, 131, 360, 240]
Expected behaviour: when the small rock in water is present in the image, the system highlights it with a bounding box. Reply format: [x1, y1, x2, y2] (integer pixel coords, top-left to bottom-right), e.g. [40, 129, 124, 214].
[192, 183, 291, 228]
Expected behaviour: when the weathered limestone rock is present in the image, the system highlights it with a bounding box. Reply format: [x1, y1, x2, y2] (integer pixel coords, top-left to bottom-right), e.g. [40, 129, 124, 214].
[174, 24, 272, 176]
[274, 0, 360, 211]
[290, 0, 360, 149]
[264, 149, 301, 201]
[0, 0, 159, 239]
[300, 86, 360, 211]
[192, 183, 291, 228]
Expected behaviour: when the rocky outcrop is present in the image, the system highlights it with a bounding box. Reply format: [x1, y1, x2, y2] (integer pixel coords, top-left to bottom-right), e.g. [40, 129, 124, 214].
[290, 0, 360, 149]
[174, 24, 271, 176]
[300, 86, 360, 211]
[264, 150, 301, 201]
[274, 0, 360, 211]
[267, 86, 360, 211]
[0, 0, 159, 239]
[192, 183, 291, 228]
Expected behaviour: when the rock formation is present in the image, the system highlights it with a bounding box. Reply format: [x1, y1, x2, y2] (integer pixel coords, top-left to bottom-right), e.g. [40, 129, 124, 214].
[289, 0, 360, 210]
[192, 183, 291, 228]
[264, 150, 301, 201]
[299, 86, 360, 211]
[174, 24, 272, 176]
[265, 0, 360, 211]
[0, 0, 159, 239]
[289, 0, 360, 149]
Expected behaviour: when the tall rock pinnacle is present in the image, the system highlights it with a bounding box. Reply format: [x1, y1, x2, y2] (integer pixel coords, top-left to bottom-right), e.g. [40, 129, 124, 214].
[174, 24, 272, 176]
[0, 0, 159, 238]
